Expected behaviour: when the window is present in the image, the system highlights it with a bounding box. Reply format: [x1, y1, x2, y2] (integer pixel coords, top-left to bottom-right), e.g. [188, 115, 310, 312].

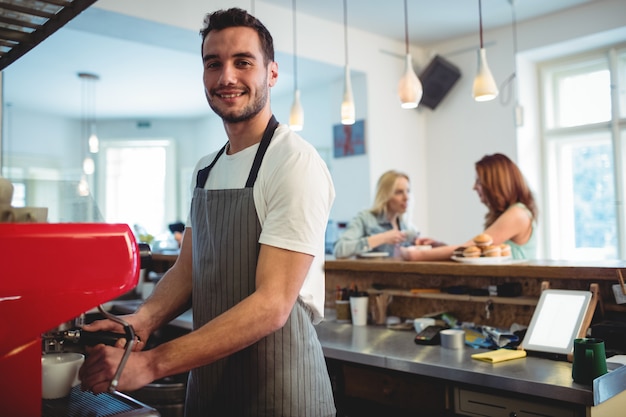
[541, 46, 626, 260]
[97, 139, 177, 238]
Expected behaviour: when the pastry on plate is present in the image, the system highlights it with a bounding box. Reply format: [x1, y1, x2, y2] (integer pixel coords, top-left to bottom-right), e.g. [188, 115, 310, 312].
[462, 245, 481, 258]
[482, 244, 502, 257]
[473, 233, 493, 247]
[499, 243, 511, 257]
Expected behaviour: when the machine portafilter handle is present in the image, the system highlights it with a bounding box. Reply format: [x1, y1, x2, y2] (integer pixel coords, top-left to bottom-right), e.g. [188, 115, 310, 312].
[63, 329, 128, 346]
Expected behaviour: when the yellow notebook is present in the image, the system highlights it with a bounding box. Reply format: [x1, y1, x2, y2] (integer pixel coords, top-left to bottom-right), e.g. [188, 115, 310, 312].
[471, 349, 527, 363]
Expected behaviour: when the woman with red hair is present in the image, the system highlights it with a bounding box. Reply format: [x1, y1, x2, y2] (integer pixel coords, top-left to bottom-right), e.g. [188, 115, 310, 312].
[402, 153, 538, 261]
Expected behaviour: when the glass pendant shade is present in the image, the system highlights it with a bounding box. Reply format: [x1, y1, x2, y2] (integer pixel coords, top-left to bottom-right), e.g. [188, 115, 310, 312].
[88, 131, 99, 153]
[78, 176, 90, 196]
[473, 49, 499, 102]
[289, 89, 304, 131]
[82, 156, 95, 175]
[398, 53, 423, 109]
[341, 65, 355, 125]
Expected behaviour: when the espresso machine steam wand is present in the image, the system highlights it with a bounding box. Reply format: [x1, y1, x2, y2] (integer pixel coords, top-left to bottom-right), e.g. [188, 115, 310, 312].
[97, 304, 136, 393]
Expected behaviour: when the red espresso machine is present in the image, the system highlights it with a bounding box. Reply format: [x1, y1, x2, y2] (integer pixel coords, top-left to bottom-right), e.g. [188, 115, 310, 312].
[0, 223, 153, 417]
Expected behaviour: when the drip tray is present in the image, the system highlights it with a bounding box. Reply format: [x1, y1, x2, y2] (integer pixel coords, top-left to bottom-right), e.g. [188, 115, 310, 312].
[43, 385, 160, 417]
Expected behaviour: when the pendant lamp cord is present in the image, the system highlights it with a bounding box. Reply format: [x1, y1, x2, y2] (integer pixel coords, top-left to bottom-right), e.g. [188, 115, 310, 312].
[478, 0, 484, 49]
[292, 0, 298, 90]
[403, 0, 409, 54]
[343, 0, 349, 66]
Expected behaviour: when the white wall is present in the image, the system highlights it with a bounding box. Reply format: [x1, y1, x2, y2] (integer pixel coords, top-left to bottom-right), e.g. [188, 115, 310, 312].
[420, 0, 626, 249]
[93, 0, 426, 228]
[4, 0, 626, 255]
[3, 107, 80, 178]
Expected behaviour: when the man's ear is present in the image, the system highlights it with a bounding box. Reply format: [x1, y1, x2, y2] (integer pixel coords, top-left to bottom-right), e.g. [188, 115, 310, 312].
[268, 61, 278, 87]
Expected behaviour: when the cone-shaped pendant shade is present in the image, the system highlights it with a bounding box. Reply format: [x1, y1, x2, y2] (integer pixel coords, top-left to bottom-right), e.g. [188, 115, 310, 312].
[289, 89, 304, 131]
[341, 65, 355, 125]
[398, 53, 423, 109]
[473, 48, 499, 102]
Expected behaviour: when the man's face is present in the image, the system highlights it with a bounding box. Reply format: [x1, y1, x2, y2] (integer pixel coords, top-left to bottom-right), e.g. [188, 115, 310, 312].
[201, 26, 278, 123]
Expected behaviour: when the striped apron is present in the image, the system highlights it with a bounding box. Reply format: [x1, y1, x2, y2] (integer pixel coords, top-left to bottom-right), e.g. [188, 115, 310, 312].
[185, 116, 336, 417]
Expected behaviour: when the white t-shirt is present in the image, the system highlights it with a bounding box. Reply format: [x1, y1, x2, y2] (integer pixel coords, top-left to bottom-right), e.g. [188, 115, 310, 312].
[189, 124, 335, 322]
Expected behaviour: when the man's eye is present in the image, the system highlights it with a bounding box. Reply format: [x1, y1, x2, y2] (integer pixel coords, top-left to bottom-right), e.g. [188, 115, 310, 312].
[205, 61, 220, 69]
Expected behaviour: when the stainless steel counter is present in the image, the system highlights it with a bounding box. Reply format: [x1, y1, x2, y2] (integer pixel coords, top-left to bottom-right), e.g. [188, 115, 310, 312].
[316, 317, 626, 408]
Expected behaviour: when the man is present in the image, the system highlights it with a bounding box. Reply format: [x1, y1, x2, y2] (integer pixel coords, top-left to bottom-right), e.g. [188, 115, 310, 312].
[79, 8, 336, 416]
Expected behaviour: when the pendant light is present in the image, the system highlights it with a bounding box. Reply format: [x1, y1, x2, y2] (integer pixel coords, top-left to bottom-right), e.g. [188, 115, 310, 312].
[78, 72, 99, 177]
[79, 72, 99, 153]
[289, 0, 304, 131]
[398, 0, 422, 109]
[341, 0, 355, 125]
[472, 0, 499, 102]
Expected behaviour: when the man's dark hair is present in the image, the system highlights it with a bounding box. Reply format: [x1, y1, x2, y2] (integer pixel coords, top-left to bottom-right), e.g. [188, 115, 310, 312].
[200, 8, 275, 65]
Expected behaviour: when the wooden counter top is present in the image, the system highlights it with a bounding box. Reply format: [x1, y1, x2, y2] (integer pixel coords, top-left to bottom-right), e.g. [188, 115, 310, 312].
[325, 258, 626, 281]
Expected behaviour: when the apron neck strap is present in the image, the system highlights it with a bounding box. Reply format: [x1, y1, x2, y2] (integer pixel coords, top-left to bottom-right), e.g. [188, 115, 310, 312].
[195, 115, 280, 189]
[245, 115, 279, 188]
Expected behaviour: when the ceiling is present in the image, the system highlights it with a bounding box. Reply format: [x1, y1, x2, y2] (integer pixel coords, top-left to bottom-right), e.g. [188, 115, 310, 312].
[2, 0, 594, 121]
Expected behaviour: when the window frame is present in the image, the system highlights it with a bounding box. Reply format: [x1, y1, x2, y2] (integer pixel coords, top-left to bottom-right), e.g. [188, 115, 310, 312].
[539, 44, 626, 260]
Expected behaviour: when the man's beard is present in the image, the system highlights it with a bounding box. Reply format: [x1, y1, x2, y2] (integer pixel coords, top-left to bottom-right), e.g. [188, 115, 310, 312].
[208, 83, 269, 124]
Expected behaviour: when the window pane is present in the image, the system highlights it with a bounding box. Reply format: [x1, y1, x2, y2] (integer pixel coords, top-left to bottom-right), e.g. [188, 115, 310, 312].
[104, 145, 167, 236]
[550, 133, 617, 260]
[572, 143, 616, 255]
[556, 69, 611, 127]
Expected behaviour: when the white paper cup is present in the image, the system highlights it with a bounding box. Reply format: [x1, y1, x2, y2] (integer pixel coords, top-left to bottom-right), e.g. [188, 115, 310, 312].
[349, 296, 369, 326]
[42, 352, 85, 399]
[440, 329, 465, 350]
[413, 317, 436, 333]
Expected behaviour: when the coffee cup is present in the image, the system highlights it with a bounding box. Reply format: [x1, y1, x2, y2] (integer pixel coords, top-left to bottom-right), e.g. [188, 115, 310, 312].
[572, 338, 608, 385]
[349, 295, 369, 326]
[42, 352, 85, 399]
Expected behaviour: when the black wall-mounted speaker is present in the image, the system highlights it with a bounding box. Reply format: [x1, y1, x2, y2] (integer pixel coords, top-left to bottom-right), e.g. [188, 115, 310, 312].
[418, 55, 461, 110]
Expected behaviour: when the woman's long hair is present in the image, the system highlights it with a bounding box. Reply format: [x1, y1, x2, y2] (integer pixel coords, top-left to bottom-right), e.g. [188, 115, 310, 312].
[476, 154, 538, 228]
[370, 170, 409, 217]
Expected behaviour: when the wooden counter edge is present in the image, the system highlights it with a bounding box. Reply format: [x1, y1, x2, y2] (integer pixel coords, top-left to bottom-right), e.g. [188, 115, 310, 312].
[324, 258, 626, 280]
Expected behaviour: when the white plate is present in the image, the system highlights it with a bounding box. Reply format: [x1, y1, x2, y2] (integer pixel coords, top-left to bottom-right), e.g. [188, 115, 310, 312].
[358, 251, 390, 258]
[451, 255, 513, 264]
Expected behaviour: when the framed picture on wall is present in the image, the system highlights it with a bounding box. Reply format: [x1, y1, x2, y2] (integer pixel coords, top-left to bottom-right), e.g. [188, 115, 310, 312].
[333, 119, 365, 158]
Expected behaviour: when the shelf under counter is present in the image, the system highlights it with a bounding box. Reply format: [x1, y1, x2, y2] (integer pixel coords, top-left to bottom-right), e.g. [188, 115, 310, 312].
[365, 287, 539, 306]
[324, 258, 626, 329]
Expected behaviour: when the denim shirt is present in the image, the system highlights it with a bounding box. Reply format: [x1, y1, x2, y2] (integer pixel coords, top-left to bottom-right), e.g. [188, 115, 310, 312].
[333, 209, 419, 258]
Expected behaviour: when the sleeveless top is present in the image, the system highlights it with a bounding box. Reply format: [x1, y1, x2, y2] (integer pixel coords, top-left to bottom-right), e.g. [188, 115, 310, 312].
[505, 202, 537, 260]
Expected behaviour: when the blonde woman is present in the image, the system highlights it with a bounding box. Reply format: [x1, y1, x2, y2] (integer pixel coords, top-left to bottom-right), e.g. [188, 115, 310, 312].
[333, 170, 420, 258]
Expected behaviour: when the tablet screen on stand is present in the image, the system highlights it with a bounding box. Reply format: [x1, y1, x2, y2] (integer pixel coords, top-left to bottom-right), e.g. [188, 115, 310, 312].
[521, 289, 592, 359]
